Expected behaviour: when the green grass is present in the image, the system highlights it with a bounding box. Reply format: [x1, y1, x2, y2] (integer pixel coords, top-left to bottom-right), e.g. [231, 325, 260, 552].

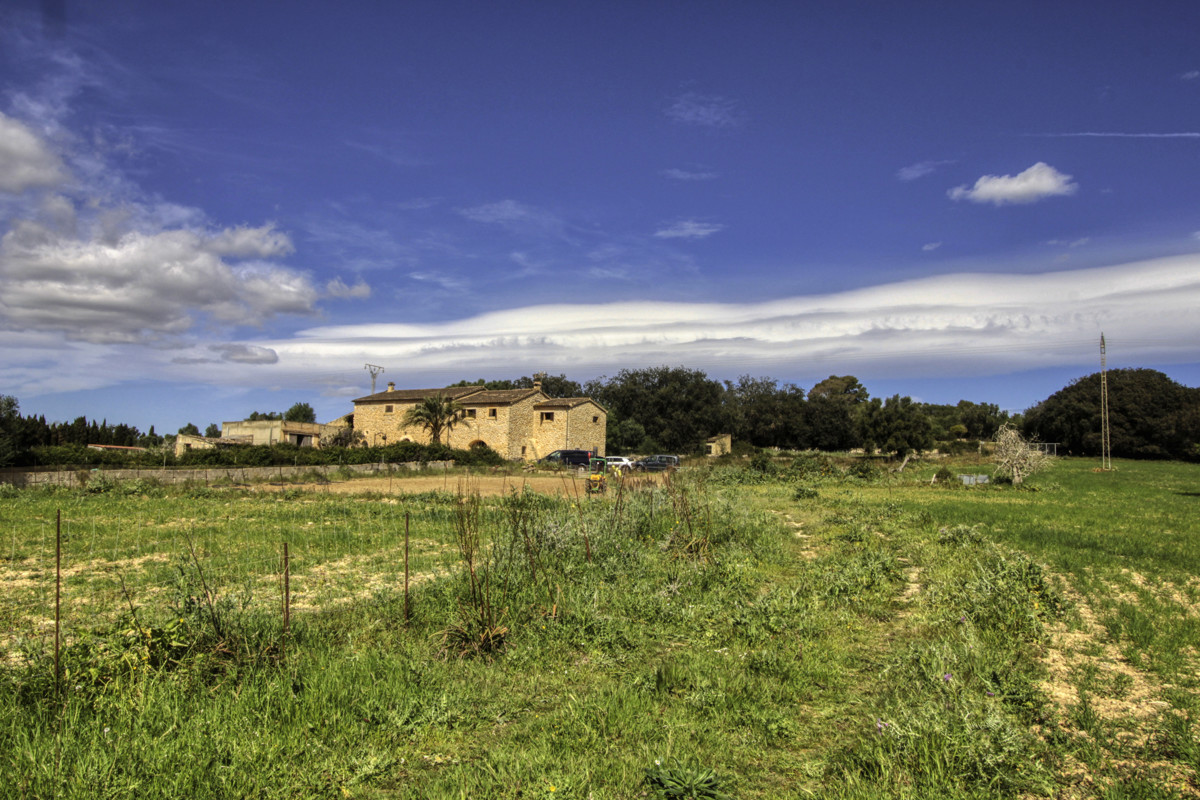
[1, 458, 1197, 798]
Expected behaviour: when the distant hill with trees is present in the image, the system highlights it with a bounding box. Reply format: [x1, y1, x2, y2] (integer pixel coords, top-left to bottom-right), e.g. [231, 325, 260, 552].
[1022, 369, 1200, 460]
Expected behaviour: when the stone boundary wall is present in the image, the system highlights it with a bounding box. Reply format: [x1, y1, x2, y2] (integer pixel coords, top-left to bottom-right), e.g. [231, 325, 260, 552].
[0, 461, 456, 489]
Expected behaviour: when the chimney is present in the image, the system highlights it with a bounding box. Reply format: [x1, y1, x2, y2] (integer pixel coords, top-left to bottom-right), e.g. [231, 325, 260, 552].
[533, 371, 546, 392]
[386, 382, 395, 392]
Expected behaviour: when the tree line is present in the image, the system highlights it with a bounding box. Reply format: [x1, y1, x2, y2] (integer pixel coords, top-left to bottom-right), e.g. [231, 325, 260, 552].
[2, 366, 1197, 469]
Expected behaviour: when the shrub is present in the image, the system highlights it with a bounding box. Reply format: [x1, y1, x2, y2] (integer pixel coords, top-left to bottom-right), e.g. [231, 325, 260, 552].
[848, 459, 881, 481]
[748, 451, 776, 474]
[793, 485, 819, 500]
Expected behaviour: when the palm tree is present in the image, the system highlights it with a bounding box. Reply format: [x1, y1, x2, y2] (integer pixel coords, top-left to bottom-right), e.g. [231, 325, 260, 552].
[401, 394, 468, 445]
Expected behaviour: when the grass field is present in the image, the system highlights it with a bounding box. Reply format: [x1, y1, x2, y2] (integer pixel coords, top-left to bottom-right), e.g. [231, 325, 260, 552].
[0, 456, 1197, 799]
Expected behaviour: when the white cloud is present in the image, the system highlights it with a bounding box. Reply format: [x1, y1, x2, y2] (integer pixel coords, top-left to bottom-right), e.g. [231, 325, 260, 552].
[209, 343, 279, 364]
[0, 112, 68, 192]
[1035, 131, 1200, 139]
[205, 224, 294, 258]
[948, 162, 1077, 205]
[408, 271, 467, 292]
[458, 199, 538, 224]
[897, 160, 953, 181]
[1182, 70, 1200, 80]
[654, 220, 725, 239]
[661, 167, 719, 181]
[665, 92, 741, 128]
[1047, 237, 1090, 248]
[239, 256, 1200, 387]
[325, 277, 371, 299]
[922, 242, 942, 251]
[0, 222, 318, 343]
[0, 99, 317, 346]
[457, 199, 566, 238]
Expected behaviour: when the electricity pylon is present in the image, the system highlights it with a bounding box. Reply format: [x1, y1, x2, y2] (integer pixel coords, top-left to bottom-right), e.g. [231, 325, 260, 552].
[364, 363, 385, 395]
[1100, 335, 1112, 471]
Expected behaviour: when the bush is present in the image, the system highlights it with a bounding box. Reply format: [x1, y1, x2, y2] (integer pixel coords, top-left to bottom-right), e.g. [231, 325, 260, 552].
[848, 459, 881, 481]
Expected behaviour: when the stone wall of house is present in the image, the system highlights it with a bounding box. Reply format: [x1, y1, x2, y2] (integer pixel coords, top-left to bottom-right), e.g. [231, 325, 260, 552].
[509, 395, 541, 459]
[565, 403, 606, 455]
[445, 406, 512, 455]
[352, 400, 425, 446]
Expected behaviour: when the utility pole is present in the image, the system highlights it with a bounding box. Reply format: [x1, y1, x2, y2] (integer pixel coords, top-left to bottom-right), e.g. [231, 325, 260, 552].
[364, 363, 385, 395]
[1100, 334, 1112, 471]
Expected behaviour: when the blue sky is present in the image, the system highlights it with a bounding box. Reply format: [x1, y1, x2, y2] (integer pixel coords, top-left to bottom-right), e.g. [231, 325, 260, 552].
[2, 0, 1199, 433]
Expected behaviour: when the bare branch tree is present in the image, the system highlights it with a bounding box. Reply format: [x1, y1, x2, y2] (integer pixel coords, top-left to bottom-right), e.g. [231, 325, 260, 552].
[993, 424, 1052, 485]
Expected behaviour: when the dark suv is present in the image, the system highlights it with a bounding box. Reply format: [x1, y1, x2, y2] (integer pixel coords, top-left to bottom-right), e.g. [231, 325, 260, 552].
[539, 449, 593, 467]
[633, 454, 679, 472]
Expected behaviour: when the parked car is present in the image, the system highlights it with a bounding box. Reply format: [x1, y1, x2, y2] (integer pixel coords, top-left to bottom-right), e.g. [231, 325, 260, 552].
[633, 454, 679, 472]
[539, 449, 593, 468]
[605, 456, 634, 472]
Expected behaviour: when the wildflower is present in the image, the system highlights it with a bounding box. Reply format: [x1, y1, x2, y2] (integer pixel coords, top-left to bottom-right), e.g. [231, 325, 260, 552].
[986, 691, 995, 696]
[943, 673, 952, 682]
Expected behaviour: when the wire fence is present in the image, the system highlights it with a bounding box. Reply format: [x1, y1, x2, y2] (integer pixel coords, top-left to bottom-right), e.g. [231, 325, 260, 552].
[0, 495, 468, 676]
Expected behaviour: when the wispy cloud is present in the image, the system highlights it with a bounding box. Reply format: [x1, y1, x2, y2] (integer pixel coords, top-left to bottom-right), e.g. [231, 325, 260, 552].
[922, 242, 942, 252]
[665, 92, 741, 128]
[897, 159, 953, 181]
[653, 220, 725, 239]
[325, 277, 372, 299]
[237, 257, 1200, 387]
[342, 139, 430, 168]
[661, 167, 719, 181]
[1031, 131, 1200, 138]
[1181, 71, 1199, 81]
[457, 199, 567, 239]
[1047, 237, 1090, 248]
[949, 162, 1077, 206]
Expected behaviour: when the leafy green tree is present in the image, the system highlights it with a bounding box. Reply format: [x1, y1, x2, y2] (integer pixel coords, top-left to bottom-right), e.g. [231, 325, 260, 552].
[586, 366, 726, 454]
[957, 400, 1008, 439]
[204, 423, 221, 438]
[605, 416, 647, 454]
[283, 402, 317, 423]
[860, 394, 933, 467]
[178, 422, 201, 436]
[325, 425, 366, 448]
[247, 410, 283, 421]
[0, 395, 19, 466]
[801, 375, 868, 451]
[808, 375, 869, 404]
[723, 375, 808, 449]
[401, 394, 468, 445]
[448, 374, 583, 398]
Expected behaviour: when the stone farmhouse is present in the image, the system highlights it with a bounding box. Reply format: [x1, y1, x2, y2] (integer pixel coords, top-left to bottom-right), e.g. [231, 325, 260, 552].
[174, 420, 332, 458]
[352, 381, 606, 460]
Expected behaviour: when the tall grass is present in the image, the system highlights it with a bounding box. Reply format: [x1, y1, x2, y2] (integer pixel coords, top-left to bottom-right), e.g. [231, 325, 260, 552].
[1, 460, 1196, 798]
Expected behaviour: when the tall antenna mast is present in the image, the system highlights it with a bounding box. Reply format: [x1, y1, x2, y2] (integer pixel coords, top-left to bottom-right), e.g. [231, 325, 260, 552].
[1099, 334, 1112, 470]
[364, 363, 385, 395]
